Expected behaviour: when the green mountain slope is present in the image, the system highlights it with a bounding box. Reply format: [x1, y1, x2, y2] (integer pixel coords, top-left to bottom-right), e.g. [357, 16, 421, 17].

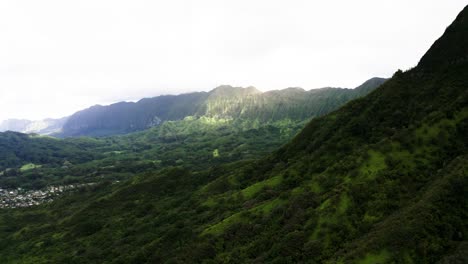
[0, 5, 467, 264]
[0, 117, 305, 189]
[0, 132, 103, 172]
[61, 78, 386, 137]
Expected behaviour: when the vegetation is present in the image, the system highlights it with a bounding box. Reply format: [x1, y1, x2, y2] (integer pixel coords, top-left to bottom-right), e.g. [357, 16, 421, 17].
[0, 117, 306, 189]
[0, 5, 467, 264]
[61, 78, 386, 137]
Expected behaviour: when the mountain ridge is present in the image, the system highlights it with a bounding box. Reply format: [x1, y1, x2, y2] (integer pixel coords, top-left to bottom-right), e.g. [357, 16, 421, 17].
[60, 78, 386, 137]
[418, 5, 468, 70]
[0, 5, 466, 263]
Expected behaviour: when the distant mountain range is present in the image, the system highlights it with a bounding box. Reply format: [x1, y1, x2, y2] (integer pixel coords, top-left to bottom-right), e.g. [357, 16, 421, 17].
[0, 117, 68, 135]
[1, 78, 386, 137]
[61, 77, 386, 137]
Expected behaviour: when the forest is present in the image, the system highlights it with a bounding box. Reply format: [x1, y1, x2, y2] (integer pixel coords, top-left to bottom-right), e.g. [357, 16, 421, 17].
[0, 4, 466, 264]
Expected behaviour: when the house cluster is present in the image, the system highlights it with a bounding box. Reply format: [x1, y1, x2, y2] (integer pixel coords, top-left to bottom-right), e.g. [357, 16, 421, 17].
[0, 183, 95, 208]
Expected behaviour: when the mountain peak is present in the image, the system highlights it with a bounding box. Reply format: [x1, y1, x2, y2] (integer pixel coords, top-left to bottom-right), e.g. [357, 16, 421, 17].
[209, 85, 262, 97]
[418, 5, 468, 70]
[354, 77, 387, 92]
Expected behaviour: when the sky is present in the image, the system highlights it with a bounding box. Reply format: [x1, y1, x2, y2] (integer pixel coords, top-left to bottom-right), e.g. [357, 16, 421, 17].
[0, 0, 466, 121]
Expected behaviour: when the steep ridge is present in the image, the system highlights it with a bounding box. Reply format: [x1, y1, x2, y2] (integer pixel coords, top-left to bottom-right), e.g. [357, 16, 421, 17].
[60, 92, 208, 137]
[60, 78, 386, 137]
[418, 5, 468, 70]
[0, 6, 466, 264]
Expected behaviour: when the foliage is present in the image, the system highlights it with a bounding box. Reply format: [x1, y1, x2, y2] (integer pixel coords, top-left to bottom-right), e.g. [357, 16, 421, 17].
[60, 78, 385, 137]
[0, 117, 306, 189]
[0, 6, 467, 264]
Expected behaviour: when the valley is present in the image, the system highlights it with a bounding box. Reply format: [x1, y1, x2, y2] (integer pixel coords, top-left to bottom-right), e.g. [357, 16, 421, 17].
[0, 78, 385, 190]
[0, 4, 466, 264]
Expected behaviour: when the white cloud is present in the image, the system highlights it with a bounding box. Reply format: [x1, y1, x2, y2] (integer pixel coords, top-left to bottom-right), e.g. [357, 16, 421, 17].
[0, 0, 466, 121]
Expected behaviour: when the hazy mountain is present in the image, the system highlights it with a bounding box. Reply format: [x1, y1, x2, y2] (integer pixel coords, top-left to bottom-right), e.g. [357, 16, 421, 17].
[0, 117, 68, 135]
[60, 78, 386, 137]
[0, 79, 385, 138]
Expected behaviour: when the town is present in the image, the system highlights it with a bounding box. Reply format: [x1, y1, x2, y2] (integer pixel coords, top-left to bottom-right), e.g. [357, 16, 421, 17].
[0, 183, 95, 208]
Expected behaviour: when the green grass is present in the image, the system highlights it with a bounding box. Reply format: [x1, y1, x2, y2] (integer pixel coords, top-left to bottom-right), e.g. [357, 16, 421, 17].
[310, 194, 352, 241]
[252, 198, 284, 214]
[104, 151, 125, 155]
[362, 212, 380, 224]
[387, 144, 417, 170]
[201, 197, 217, 207]
[357, 250, 391, 264]
[204, 197, 285, 235]
[202, 212, 243, 235]
[212, 149, 220, 158]
[310, 198, 335, 240]
[319, 198, 331, 210]
[240, 175, 282, 199]
[310, 181, 322, 193]
[292, 178, 322, 195]
[415, 123, 440, 141]
[20, 163, 41, 172]
[337, 193, 351, 214]
[359, 150, 386, 179]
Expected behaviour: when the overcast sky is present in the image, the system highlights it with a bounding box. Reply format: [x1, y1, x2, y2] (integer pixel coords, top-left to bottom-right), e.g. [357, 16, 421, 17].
[0, 0, 466, 121]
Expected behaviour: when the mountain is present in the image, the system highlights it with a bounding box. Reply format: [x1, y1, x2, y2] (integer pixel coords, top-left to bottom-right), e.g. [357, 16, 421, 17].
[60, 78, 386, 137]
[0, 81, 388, 189]
[0, 6, 467, 264]
[0, 131, 102, 177]
[0, 117, 68, 135]
[0, 79, 385, 137]
[0, 116, 305, 189]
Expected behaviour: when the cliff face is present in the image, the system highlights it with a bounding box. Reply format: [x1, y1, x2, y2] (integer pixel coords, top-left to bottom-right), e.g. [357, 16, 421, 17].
[60, 78, 386, 137]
